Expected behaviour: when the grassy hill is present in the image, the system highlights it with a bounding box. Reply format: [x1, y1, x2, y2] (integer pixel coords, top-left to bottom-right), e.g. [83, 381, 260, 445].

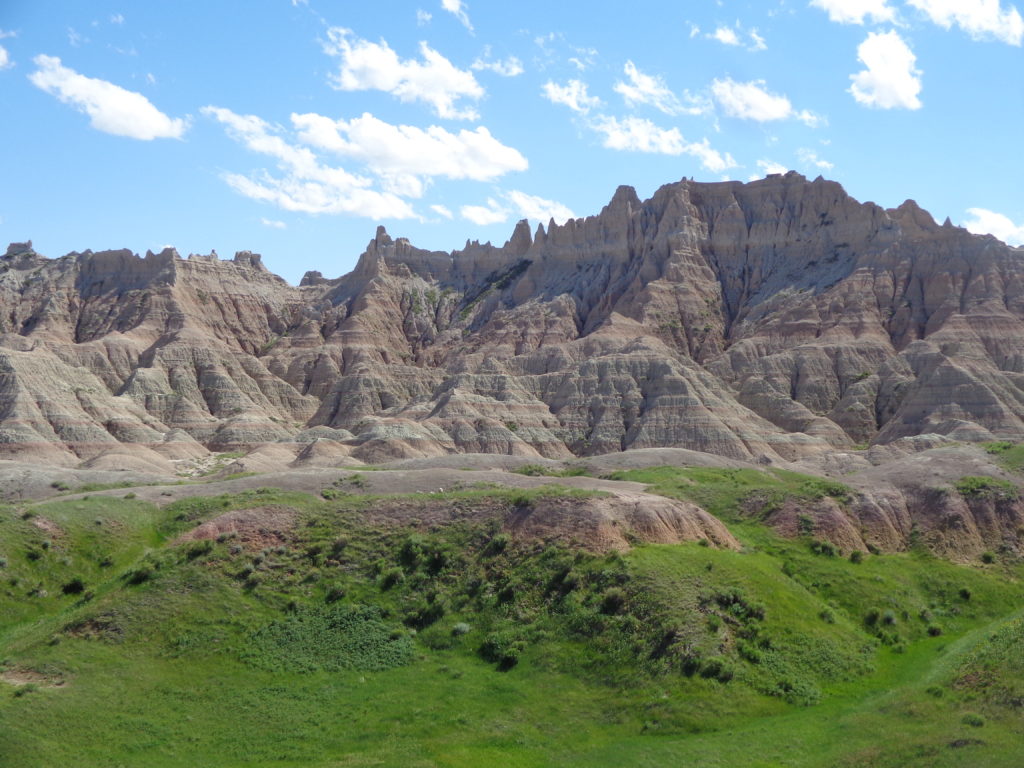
[2, 472, 1023, 766]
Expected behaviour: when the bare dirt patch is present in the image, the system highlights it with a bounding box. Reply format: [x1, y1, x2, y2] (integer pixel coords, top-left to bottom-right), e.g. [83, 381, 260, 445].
[0, 667, 69, 688]
[31, 515, 64, 538]
[176, 505, 299, 551]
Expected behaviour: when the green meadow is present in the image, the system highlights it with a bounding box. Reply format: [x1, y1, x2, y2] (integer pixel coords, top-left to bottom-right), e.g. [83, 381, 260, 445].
[1, 470, 1022, 766]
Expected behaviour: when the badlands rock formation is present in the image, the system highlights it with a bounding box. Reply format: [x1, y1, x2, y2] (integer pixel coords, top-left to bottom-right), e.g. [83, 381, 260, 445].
[2, 172, 1024, 468]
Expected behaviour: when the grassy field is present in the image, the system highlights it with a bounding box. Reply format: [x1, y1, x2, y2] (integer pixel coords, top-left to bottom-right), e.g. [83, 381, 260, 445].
[1, 472, 1023, 766]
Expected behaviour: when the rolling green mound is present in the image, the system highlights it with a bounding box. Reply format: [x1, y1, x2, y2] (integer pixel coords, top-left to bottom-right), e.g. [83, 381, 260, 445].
[1, 473, 1023, 766]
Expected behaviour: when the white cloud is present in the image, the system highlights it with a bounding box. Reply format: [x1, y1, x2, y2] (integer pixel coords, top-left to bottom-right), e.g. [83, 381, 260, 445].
[711, 26, 741, 45]
[749, 159, 790, 180]
[0, 30, 16, 39]
[471, 48, 523, 76]
[110, 13, 125, 25]
[849, 30, 922, 109]
[202, 106, 416, 219]
[441, 0, 473, 32]
[261, 217, 287, 229]
[809, 0, 897, 24]
[589, 116, 737, 172]
[416, 9, 432, 25]
[28, 55, 188, 139]
[459, 190, 573, 226]
[750, 30, 768, 50]
[907, 0, 1023, 45]
[461, 198, 508, 225]
[292, 111, 527, 197]
[689, 23, 701, 38]
[322, 28, 484, 120]
[506, 190, 574, 224]
[0, 46, 10, 70]
[613, 60, 684, 115]
[711, 77, 810, 122]
[542, 79, 602, 114]
[963, 208, 1024, 245]
[430, 204, 454, 219]
[797, 147, 834, 169]
[568, 47, 598, 71]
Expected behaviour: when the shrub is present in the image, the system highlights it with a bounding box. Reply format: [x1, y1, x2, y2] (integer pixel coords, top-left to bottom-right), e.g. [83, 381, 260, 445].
[981, 551, 996, 564]
[962, 713, 985, 728]
[61, 578, 86, 595]
[849, 550, 864, 564]
[959, 587, 972, 601]
[325, 586, 346, 604]
[810, 540, 838, 557]
[599, 587, 627, 615]
[819, 609, 836, 624]
[699, 656, 735, 683]
[484, 533, 510, 556]
[451, 622, 471, 636]
[927, 625, 943, 637]
[480, 630, 526, 671]
[379, 567, 404, 590]
[125, 565, 154, 585]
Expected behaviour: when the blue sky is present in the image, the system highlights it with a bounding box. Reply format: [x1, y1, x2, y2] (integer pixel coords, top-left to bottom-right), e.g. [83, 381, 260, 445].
[1, 0, 1021, 284]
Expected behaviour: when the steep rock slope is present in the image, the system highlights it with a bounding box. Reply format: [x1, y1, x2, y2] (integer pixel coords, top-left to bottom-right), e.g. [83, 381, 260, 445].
[2, 172, 1023, 465]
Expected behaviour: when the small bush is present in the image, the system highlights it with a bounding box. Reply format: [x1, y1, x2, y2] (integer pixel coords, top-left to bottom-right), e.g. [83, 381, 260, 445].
[927, 625, 943, 637]
[599, 587, 627, 615]
[325, 586, 346, 604]
[125, 565, 154, 585]
[484, 533, 510, 557]
[959, 587, 972, 601]
[451, 622, 471, 636]
[981, 551, 996, 564]
[849, 550, 864, 564]
[962, 713, 985, 728]
[61, 578, 86, 595]
[810, 540, 838, 557]
[379, 567, 405, 590]
[699, 656, 735, 683]
[819, 609, 836, 624]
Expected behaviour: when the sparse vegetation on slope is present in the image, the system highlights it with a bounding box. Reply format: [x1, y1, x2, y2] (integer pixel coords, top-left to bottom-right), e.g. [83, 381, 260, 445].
[1, 478, 1023, 767]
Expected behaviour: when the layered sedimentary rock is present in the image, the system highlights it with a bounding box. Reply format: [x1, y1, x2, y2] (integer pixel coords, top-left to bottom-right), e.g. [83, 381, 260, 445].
[2, 172, 1023, 466]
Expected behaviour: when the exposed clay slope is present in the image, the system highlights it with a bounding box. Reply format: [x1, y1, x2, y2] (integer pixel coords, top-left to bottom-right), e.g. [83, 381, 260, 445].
[3, 172, 1024, 466]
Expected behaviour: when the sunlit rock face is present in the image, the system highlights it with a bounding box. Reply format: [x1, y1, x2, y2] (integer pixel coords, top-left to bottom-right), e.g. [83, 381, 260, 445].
[2, 172, 1023, 466]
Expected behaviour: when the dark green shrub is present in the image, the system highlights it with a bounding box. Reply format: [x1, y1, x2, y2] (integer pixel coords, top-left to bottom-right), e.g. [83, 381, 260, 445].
[927, 624, 943, 636]
[126, 565, 154, 585]
[962, 713, 985, 727]
[959, 587, 972, 601]
[380, 568, 404, 590]
[849, 550, 864, 564]
[61, 578, 86, 595]
[599, 587, 627, 615]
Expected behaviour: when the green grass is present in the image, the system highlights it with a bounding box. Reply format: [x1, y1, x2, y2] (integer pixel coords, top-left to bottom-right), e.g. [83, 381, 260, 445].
[1, 479, 1023, 766]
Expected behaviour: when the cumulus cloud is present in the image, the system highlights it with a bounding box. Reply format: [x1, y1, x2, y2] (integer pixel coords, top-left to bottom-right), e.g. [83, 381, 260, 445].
[441, 0, 473, 32]
[709, 24, 767, 50]
[506, 190, 574, 224]
[711, 26, 741, 45]
[749, 160, 790, 180]
[110, 13, 125, 25]
[0, 46, 10, 70]
[416, 9, 432, 25]
[202, 106, 416, 219]
[797, 147, 834, 169]
[261, 217, 287, 229]
[849, 30, 922, 109]
[963, 208, 1024, 245]
[809, 0, 897, 24]
[322, 28, 483, 120]
[542, 79, 602, 114]
[471, 47, 523, 76]
[460, 190, 575, 226]
[711, 77, 818, 124]
[590, 116, 737, 172]
[461, 198, 508, 225]
[292, 111, 527, 197]
[430, 204, 454, 219]
[613, 61, 685, 115]
[28, 55, 188, 139]
[907, 0, 1023, 45]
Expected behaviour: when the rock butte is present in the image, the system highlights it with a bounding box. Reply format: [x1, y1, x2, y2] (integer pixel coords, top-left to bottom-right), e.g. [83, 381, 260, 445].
[1, 171, 1023, 470]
